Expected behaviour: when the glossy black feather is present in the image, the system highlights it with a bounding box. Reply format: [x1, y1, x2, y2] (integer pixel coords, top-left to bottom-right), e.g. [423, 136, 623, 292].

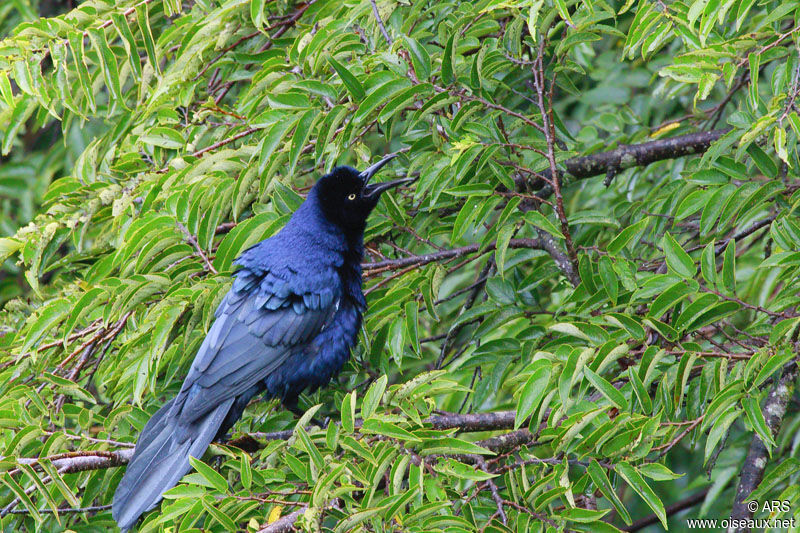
[112, 161, 408, 531]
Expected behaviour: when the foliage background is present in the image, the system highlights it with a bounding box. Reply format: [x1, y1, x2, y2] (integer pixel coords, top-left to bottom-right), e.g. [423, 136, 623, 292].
[0, 0, 799, 531]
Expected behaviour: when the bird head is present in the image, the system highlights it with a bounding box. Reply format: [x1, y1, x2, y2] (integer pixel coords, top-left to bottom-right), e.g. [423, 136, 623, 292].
[314, 154, 413, 233]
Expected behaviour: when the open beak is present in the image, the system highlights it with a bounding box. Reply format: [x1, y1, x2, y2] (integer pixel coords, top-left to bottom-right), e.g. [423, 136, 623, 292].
[359, 154, 414, 199]
[359, 153, 398, 183]
[362, 176, 415, 199]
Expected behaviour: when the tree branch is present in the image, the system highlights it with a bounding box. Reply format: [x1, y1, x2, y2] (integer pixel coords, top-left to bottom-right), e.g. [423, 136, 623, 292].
[363, 238, 543, 275]
[3, 504, 112, 515]
[622, 488, 710, 532]
[531, 30, 579, 279]
[17, 409, 535, 476]
[534, 229, 579, 286]
[524, 128, 731, 198]
[256, 508, 306, 533]
[730, 361, 799, 530]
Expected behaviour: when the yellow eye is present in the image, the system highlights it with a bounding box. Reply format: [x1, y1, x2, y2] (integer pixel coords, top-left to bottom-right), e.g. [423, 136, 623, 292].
[347, 193, 357, 201]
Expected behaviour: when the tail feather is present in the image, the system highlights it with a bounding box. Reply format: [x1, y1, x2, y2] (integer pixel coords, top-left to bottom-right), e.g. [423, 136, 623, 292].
[112, 398, 234, 531]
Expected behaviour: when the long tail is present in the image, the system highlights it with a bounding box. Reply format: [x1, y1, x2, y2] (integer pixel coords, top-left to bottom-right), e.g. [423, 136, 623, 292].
[112, 397, 234, 531]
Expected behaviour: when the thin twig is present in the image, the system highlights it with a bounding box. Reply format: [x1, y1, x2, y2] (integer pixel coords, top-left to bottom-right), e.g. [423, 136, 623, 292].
[363, 238, 543, 275]
[369, 0, 392, 45]
[176, 222, 218, 274]
[3, 504, 112, 515]
[531, 34, 579, 278]
[622, 488, 710, 532]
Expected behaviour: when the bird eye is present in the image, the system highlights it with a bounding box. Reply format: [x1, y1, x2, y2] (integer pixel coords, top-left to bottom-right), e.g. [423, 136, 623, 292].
[347, 193, 357, 201]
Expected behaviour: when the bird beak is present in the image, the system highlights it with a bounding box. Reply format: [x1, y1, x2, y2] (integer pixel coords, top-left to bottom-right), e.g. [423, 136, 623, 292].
[359, 153, 398, 184]
[359, 153, 413, 199]
[362, 176, 415, 199]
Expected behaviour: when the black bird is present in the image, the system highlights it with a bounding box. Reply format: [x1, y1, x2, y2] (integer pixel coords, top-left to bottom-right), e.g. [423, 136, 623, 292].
[112, 155, 410, 531]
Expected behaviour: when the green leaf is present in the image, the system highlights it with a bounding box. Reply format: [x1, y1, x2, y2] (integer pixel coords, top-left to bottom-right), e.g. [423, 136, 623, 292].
[648, 281, 692, 319]
[742, 396, 776, 450]
[494, 223, 514, 277]
[419, 437, 495, 456]
[294, 424, 324, 469]
[774, 127, 789, 164]
[684, 301, 739, 332]
[288, 109, 317, 175]
[735, 0, 757, 29]
[404, 36, 431, 80]
[141, 127, 184, 149]
[607, 218, 649, 255]
[258, 116, 299, 174]
[748, 52, 760, 109]
[753, 349, 796, 388]
[673, 351, 697, 409]
[341, 391, 356, 434]
[22, 298, 71, 355]
[112, 13, 142, 80]
[250, 0, 267, 28]
[598, 255, 618, 306]
[188, 457, 228, 494]
[0, 237, 23, 263]
[637, 462, 682, 481]
[701, 241, 717, 286]
[702, 381, 745, 431]
[675, 189, 709, 221]
[662, 233, 696, 279]
[559, 507, 610, 523]
[361, 419, 421, 442]
[704, 409, 740, 465]
[378, 84, 433, 123]
[441, 33, 457, 85]
[0, 71, 13, 107]
[67, 31, 96, 112]
[201, 496, 237, 531]
[583, 367, 628, 411]
[88, 27, 124, 110]
[405, 300, 420, 355]
[747, 458, 800, 502]
[605, 313, 644, 340]
[136, 5, 160, 75]
[328, 55, 365, 101]
[515, 361, 551, 429]
[628, 367, 652, 414]
[240, 452, 252, 490]
[434, 458, 497, 481]
[616, 462, 667, 529]
[722, 239, 735, 292]
[353, 78, 411, 124]
[587, 460, 632, 525]
[524, 210, 564, 238]
[0, 473, 41, 522]
[362, 375, 387, 419]
[445, 183, 493, 197]
[673, 293, 717, 331]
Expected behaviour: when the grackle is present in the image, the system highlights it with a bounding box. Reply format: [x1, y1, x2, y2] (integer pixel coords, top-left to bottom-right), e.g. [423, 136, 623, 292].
[112, 154, 411, 531]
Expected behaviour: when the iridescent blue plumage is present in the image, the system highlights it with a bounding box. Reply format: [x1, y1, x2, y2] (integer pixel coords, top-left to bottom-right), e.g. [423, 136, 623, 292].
[112, 157, 411, 531]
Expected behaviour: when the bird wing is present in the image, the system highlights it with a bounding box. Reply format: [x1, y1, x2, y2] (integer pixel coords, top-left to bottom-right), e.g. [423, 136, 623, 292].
[174, 268, 341, 423]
